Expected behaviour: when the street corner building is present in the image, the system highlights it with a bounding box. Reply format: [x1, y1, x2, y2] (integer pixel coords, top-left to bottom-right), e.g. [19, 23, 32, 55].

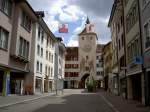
[0, 0, 37, 96]
[0, 0, 66, 96]
[64, 18, 104, 89]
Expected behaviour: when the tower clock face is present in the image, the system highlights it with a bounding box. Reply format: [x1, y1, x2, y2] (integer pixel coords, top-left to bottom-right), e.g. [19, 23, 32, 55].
[81, 44, 92, 52]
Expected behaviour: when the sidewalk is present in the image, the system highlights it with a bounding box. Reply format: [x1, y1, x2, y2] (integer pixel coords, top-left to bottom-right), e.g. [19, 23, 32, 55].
[99, 90, 150, 112]
[0, 92, 55, 108]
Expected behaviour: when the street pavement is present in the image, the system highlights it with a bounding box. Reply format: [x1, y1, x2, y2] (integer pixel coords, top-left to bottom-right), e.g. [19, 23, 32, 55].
[0, 92, 55, 108]
[0, 89, 149, 112]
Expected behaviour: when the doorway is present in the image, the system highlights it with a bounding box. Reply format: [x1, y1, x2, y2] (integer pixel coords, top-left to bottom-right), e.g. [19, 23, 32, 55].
[0, 71, 4, 95]
[79, 74, 90, 88]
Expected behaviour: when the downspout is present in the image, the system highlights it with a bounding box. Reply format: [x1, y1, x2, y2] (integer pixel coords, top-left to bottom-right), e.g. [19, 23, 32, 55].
[121, 0, 127, 99]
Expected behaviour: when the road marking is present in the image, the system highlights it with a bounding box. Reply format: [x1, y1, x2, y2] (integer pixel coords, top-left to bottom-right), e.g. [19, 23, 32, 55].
[99, 94, 120, 112]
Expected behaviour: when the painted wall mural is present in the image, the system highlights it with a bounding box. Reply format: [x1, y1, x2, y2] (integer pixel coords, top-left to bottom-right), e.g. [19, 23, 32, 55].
[80, 56, 94, 74]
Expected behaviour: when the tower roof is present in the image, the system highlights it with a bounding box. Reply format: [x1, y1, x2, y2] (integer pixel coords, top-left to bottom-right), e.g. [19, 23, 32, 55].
[86, 17, 90, 24]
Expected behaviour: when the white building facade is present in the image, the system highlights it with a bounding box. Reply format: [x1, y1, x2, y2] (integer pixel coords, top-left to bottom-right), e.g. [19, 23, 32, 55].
[29, 12, 56, 94]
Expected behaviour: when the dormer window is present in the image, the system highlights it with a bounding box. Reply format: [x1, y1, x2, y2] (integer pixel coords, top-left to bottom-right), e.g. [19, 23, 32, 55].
[82, 37, 84, 40]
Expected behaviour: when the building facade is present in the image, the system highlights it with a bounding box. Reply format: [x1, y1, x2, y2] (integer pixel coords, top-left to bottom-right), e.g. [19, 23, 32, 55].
[0, 0, 37, 96]
[96, 44, 104, 88]
[107, 0, 150, 106]
[139, 0, 150, 106]
[64, 47, 79, 89]
[123, 0, 144, 102]
[28, 11, 56, 94]
[78, 18, 97, 88]
[103, 42, 112, 91]
[108, 0, 120, 95]
[108, 0, 127, 97]
[54, 37, 66, 93]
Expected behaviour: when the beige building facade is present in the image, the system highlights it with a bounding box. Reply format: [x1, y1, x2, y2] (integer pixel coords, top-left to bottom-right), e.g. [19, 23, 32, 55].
[103, 42, 112, 91]
[78, 18, 97, 88]
[0, 0, 37, 96]
[123, 0, 144, 102]
[108, 0, 127, 97]
[64, 19, 104, 88]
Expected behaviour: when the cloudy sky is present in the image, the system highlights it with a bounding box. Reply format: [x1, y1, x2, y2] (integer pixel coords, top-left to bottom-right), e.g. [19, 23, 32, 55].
[27, 0, 113, 46]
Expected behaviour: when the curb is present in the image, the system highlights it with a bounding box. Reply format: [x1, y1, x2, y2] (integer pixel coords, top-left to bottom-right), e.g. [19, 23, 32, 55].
[0, 93, 56, 108]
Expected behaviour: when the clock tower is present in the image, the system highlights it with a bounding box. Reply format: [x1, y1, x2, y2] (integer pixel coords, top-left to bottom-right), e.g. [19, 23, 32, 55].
[78, 18, 98, 83]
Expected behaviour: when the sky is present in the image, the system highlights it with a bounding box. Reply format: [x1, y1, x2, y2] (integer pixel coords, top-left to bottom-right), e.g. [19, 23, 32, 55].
[27, 0, 113, 46]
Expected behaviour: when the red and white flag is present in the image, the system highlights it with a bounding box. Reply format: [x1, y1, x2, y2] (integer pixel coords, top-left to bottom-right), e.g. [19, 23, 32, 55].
[59, 23, 68, 33]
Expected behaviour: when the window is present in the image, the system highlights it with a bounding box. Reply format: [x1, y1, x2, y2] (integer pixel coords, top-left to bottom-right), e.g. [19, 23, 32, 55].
[121, 34, 124, 47]
[48, 67, 50, 76]
[26, 41, 29, 58]
[1, 0, 12, 17]
[126, 1, 138, 33]
[18, 37, 29, 59]
[82, 37, 84, 40]
[119, 39, 121, 50]
[38, 26, 41, 41]
[142, 0, 150, 7]
[99, 62, 103, 67]
[45, 66, 47, 75]
[65, 72, 68, 77]
[97, 72, 100, 76]
[51, 54, 53, 63]
[37, 45, 40, 55]
[124, 0, 129, 6]
[46, 36, 49, 47]
[40, 63, 42, 73]
[41, 30, 44, 44]
[21, 11, 32, 32]
[36, 61, 39, 72]
[131, 43, 134, 60]
[41, 48, 43, 57]
[144, 23, 150, 49]
[51, 68, 53, 77]
[127, 37, 141, 63]
[46, 51, 48, 60]
[49, 52, 51, 61]
[127, 46, 131, 62]
[121, 16, 123, 26]
[97, 64, 100, 67]
[117, 23, 120, 33]
[0, 27, 9, 50]
[96, 56, 99, 59]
